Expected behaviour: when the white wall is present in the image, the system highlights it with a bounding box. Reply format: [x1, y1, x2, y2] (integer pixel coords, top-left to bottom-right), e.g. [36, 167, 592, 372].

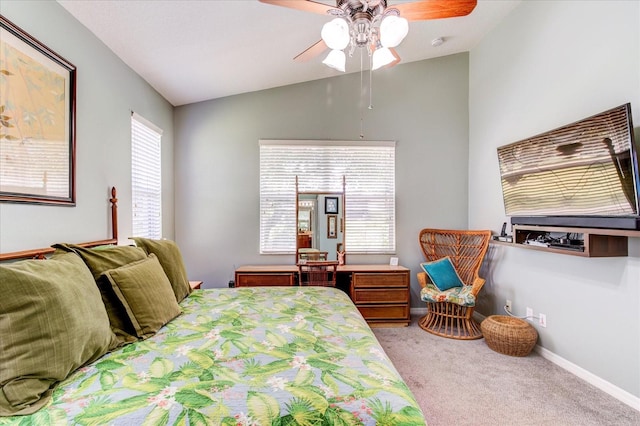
[469, 0, 639, 400]
[0, 1, 175, 251]
[174, 54, 471, 303]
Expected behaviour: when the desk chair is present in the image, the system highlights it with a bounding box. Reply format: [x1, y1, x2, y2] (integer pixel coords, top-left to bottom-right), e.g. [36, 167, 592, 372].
[298, 261, 339, 287]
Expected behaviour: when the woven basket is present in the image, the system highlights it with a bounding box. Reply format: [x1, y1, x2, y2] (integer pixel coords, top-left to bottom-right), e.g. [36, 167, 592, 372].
[481, 315, 538, 357]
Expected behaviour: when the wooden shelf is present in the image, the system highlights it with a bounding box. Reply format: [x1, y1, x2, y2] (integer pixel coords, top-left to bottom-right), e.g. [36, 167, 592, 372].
[491, 225, 640, 257]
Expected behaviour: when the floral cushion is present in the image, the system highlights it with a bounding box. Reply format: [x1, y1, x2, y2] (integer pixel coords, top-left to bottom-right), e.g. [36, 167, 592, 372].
[420, 282, 476, 306]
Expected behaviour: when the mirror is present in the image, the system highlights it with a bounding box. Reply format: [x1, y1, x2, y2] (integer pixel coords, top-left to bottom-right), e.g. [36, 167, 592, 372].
[296, 177, 345, 264]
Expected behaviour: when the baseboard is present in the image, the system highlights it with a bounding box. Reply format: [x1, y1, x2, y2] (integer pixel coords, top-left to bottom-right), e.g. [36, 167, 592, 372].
[410, 309, 640, 412]
[534, 345, 640, 411]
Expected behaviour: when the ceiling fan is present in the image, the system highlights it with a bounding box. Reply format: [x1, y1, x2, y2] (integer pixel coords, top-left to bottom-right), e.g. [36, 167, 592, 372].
[259, 0, 477, 71]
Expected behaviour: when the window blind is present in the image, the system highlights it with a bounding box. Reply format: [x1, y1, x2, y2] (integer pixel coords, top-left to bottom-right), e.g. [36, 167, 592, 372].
[259, 140, 396, 254]
[131, 113, 162, 239]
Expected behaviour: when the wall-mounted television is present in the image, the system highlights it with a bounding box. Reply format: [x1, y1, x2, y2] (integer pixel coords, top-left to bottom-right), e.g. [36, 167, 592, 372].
[497, 103, 640, 230]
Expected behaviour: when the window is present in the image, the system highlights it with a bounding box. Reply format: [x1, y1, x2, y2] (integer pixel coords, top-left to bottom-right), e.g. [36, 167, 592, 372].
[131, 113, 162, 239]
[260, 140, 395, 254]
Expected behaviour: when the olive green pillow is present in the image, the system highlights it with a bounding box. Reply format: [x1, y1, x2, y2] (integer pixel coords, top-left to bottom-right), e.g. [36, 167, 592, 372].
[0, 252, 117, 416]
[52, 243, 148, 344]
[102, 254, 182, 339]
[130, 237, 191, 302]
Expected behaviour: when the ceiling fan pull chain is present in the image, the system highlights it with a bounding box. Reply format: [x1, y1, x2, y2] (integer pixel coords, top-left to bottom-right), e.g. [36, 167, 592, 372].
[360, 48, 365, 139]
[368, 54, 374, 110]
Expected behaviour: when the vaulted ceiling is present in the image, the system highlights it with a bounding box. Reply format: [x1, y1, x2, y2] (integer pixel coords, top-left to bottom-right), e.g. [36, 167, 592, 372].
[58, 0, 520, 106]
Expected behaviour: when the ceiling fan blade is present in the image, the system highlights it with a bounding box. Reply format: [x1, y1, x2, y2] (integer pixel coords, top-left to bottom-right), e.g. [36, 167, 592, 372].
[258, 0, 338, 15]
[294, 39, 328, 62]
[393, 0, 477, 21]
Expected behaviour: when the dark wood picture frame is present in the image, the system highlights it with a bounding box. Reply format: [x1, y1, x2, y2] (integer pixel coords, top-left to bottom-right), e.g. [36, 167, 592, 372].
[325, 196, 338, 214]
[0, 15, 76, 205]
[327, 215, 337, 239]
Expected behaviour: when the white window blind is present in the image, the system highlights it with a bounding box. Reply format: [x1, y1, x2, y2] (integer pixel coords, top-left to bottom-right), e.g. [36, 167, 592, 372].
[131, 113, 162, 239]
[260, 140, 396, 254]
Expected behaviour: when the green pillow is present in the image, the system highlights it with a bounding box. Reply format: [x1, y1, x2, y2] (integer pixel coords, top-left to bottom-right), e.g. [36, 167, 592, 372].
[420, 256, 465, 291]
[130, 237, 191, 302]
[102, 254, 182, 339]
[52, 243, 148, 344]
[0, 253, 117, 416]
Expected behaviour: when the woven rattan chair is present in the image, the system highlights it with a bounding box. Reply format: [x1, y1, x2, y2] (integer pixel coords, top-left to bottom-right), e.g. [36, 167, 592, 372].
[417, 228, 491, 340]
[298, 261, 339, 287]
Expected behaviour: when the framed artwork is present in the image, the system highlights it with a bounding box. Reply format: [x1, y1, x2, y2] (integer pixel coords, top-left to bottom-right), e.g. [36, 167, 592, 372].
[325, 196, 338, 214]
[0, 16, 76, 205]
[327, 215, 337, 239]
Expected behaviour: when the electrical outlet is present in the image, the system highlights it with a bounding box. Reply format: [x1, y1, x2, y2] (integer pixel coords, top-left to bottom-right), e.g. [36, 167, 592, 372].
[526, 307, 533, 320]
[505, 299, 512, 313]
[539, 313, 547, 328]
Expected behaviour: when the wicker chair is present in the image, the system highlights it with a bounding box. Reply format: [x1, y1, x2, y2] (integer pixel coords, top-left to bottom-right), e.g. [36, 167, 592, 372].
[298, 261, 339, 287]
[417, 228, 491, 340]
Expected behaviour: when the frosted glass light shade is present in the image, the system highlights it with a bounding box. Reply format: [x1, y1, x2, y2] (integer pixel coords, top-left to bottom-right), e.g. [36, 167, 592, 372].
[322, 49, 346, 72]
[371, 47, 395, 70]
[321, 18, 350, 50]
[379, 15, 408, 48]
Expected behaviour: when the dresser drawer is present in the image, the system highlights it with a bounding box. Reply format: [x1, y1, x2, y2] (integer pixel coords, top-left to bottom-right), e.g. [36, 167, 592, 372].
[352, 272, 408, 288]
[353, 288, 409, 304]
[357, 304, 409, 321]
[235, 273, 295, 287]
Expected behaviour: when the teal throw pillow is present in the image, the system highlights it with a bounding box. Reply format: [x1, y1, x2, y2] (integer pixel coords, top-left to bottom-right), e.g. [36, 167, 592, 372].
[420, 257, 465, 291]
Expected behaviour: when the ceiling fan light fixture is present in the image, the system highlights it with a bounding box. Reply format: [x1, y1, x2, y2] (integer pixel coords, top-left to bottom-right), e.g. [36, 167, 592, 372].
[322, 49, 346, 72]
[371, 47, 395, 70]
[321, 18, 350, 50]
[379, 15, 408, 48]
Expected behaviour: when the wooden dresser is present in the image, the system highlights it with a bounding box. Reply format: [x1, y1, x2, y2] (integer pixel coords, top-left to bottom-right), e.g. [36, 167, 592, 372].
[348, 265, 410, 327]
[234, 264, 410, 327]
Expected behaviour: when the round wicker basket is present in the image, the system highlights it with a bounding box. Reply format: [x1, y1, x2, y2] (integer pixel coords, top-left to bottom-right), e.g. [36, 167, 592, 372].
[481, 315, 538, 357]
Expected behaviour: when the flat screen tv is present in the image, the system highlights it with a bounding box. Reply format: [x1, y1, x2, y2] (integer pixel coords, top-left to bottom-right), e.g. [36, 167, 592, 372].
[497, 103, 640, 230]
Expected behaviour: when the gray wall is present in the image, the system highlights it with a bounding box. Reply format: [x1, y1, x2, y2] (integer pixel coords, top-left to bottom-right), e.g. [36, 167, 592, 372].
[174, 54, 471, 303]
[3, 0, 637, 406]
[468, 1, 639, 400]
[0, 1, 175, 252]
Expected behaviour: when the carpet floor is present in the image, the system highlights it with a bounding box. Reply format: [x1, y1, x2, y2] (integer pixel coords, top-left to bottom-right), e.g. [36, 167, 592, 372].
[372, 315, 640, 426]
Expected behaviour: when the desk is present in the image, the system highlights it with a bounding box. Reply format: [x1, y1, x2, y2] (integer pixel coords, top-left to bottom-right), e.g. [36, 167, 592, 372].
[234, 265, 297, 287]
[234, 264, 410, 327]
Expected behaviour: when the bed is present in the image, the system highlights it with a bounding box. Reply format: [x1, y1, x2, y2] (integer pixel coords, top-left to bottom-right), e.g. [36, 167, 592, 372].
[0, 188, 425, 425]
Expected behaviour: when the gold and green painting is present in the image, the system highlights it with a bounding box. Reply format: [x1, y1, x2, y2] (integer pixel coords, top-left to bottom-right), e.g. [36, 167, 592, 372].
[0, 15, 76, 205]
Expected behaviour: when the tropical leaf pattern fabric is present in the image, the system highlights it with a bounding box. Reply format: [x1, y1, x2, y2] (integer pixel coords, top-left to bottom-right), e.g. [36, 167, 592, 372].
[1, 287, 425, 425]
[420, 282, 476, 306]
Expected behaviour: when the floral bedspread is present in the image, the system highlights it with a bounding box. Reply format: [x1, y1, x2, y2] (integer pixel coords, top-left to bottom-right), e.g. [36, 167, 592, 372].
[2, 286, 425, 425]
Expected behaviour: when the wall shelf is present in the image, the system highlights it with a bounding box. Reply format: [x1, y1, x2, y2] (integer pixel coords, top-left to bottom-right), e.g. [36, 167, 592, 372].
[491, 225, 640, 257]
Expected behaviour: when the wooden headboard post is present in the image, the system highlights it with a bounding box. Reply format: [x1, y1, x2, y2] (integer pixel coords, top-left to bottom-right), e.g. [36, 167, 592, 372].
[110, 186, 118, 242]
[0, 186, 120, 261]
